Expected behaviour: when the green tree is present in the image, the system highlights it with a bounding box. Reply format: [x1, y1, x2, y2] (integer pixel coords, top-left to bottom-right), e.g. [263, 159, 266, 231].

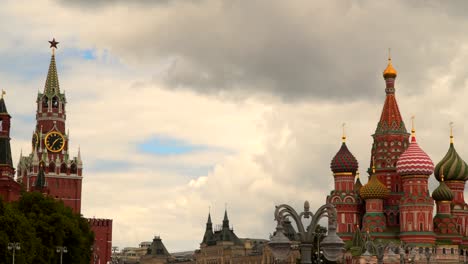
[0, 192, 94, 264]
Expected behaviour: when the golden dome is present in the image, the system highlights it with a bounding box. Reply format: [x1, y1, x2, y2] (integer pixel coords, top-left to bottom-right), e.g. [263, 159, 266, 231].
[360, 174, 389, 200]
[383, 57, 397, 79]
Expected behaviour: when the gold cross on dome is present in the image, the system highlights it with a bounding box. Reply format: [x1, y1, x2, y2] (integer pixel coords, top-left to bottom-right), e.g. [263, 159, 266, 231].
[1, 89, 5, 99]
[342, 122, 346, 142]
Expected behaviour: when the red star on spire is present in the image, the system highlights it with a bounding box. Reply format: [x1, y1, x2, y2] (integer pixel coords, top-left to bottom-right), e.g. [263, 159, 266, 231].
[49, 38, 59, 49]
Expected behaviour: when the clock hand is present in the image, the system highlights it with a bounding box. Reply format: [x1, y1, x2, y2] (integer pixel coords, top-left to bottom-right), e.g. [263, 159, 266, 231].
[52, 138, 61, 147]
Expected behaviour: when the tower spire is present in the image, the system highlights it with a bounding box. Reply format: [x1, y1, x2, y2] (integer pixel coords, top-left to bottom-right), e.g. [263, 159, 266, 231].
[44, 39, 60, 95]
[223, 208, 229, 228]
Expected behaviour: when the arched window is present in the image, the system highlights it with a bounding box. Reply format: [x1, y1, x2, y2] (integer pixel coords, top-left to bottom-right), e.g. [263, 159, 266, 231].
[70, 163, 77, 174]
[49, 162, 55, 174]
[52, 96, 59, 108]
[60, 163, 67, 174]
[42, 97, 48, 108]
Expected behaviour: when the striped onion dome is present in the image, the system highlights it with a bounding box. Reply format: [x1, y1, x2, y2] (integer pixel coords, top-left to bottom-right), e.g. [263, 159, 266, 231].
[360, 174, 389, 200]
[396, 135, 434, 176]
[330, 142, 358, 174]
[434, 142, 468, 182]
[432, 177, 454, 201]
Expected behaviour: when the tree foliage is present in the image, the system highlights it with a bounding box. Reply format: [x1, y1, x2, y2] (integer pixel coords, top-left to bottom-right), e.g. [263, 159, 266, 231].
[0, 192, 94, 264]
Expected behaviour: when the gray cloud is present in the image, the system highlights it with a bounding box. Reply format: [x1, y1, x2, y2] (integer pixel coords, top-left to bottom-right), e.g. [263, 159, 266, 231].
[57, 0, 468, 101]
[57, 0, 195, 9]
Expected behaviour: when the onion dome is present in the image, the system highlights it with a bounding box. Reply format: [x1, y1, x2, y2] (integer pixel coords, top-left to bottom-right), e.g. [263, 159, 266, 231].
[434, 127, 468, 181]
[396, 121, 434, 176]
[354, 172, 363, 192]
[383, 55, 397, 79]
[330, 127, 358, 174]
[360, 174, 389, 200]
[432, 175, 454, 201]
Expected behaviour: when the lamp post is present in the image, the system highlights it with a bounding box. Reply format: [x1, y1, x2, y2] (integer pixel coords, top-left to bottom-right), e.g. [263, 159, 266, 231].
[91, 244, 100, 264]
[111, 246, 120, 264]
[56, 246, 68, 264]
[423, 247, 432, 264]
[7, 242, 20, 264]
[271, 201, 344, 264]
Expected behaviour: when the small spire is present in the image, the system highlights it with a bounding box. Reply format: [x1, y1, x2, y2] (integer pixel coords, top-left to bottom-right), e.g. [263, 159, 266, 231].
[1, 89, 5, 99]
[342, 123, 346, 143]
[411, 115, 416, 136]
[450, 122, 454, 144]
[356, 171, 360, 179]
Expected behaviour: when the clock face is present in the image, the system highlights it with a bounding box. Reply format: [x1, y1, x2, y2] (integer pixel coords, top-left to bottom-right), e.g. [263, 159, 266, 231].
[32, 132, 39, 149]
[44, 131, 65, 153]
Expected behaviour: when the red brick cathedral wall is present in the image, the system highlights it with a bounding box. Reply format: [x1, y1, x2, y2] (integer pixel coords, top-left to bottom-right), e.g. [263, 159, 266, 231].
[88, 218, 113, 264]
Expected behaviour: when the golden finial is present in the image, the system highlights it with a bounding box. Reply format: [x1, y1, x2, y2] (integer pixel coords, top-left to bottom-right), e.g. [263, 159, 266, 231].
[342, 123, 346, 143]
[1, 89, 5, 99]
[450, 122, 454, 144]
[356, 171, 360, 179]
[411, 115, 415, 135]
[383, 48, 397, 78]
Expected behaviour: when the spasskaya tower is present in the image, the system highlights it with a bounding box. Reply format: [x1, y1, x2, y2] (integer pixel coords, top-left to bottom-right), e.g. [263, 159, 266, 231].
[17, 39, 83, 213]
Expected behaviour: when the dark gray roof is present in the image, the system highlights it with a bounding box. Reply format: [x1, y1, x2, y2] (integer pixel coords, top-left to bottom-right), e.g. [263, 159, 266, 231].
[148, 236, 170, 257]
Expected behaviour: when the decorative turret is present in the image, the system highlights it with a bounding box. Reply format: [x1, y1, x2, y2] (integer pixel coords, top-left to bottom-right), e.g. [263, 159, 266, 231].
[397, 117, 435, 244]
[0, 91, 21, 202]
[34, 163, 48, 193]
[202, 212, 214, 245]
[432, 175, 454, 202]
[383, 54, 397, 79]
[368, 54, 410, 230]
[360, 166, 389, 200]
[396, 118, 434, 176]
[434, 123, 468, 182]
[327, 126, 362, 239]
[0, 92, 14, 178]
[222, 209, 229, 229]
[432, 171, 461, 244]
[330, 124, 358, 174]
[354, 172, 363, 192]
[360, 163, 388, 234]
[433, 123, 468, 238]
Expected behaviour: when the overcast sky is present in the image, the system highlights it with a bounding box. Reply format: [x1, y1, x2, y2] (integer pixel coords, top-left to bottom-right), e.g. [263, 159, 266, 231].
[3, 0, 468, 251]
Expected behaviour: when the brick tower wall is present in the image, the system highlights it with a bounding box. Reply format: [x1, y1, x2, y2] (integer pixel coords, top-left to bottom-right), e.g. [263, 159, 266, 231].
[88, 218, 113, 264]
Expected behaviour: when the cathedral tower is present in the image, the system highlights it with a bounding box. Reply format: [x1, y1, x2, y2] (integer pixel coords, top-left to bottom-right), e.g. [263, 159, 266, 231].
[434, 126, 468, 244]
[396, 119, 435, 244]
[359, 162, 389, 235]
[327, 127, 362, 240]
[370, 55, 410, 229]
[17, 39, 83, 213]
[0, 94, 21, 202]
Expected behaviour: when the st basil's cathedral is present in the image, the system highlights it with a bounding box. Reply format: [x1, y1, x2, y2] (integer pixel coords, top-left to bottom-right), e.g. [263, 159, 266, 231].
[327, 55, 468, 251]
